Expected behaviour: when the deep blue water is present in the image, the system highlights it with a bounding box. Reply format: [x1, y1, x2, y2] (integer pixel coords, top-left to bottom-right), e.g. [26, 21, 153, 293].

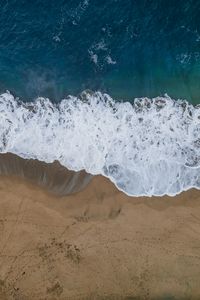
[0, 0, 200, 103]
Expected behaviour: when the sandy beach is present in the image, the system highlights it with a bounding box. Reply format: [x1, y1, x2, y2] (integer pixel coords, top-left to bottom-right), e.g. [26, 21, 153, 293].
[0, 1, 199, 299]
[0, 155, 200, 299]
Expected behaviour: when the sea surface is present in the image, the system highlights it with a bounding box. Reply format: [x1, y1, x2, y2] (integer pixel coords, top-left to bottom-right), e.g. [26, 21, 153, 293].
[0, 0, 200, 103]
[0, 0, 199, 196]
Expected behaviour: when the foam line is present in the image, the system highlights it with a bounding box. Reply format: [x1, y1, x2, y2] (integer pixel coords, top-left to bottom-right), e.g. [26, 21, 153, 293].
[0, 91, 199, 196]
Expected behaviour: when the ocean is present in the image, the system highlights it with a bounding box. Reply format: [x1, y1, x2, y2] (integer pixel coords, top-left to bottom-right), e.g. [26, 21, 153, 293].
[0, 0, 199, 196]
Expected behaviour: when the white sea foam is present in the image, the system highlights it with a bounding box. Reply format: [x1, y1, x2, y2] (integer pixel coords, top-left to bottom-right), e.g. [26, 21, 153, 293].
[105, 55, 117, 65]
[0, 91, 199, 196]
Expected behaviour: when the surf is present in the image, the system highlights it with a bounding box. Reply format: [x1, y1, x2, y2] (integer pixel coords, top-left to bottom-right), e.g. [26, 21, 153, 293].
[0, 90, 199, 196]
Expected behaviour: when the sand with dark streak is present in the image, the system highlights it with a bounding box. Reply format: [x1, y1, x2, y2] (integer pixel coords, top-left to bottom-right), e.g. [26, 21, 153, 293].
[0, 154, 200, 299]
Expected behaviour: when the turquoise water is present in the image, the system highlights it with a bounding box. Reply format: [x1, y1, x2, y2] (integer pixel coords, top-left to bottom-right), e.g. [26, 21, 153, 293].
[0, 0, 200, 103]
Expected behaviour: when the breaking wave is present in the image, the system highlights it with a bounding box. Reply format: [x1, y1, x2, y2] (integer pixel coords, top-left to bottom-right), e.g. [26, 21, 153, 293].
[0, 91, 199, 196]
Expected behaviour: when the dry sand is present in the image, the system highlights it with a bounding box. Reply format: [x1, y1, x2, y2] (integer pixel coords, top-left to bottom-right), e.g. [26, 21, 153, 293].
[0, 157, 200, 299]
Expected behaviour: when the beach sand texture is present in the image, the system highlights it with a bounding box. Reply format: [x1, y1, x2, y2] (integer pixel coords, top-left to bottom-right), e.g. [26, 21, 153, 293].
[0, 154, 200, 299]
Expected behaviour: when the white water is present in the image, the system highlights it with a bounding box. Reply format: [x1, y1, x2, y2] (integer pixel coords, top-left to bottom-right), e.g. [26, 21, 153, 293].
[0, 91, 199, 196]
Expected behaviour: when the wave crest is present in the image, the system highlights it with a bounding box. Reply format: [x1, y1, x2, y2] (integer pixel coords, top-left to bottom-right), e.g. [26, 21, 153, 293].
[0, 91, 199, 196]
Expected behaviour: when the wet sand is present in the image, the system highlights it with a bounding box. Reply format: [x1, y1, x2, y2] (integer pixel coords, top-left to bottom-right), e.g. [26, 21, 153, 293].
[0, 155, 200, 299]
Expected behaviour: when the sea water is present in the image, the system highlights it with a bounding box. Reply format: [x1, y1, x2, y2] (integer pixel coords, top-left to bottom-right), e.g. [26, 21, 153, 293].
[0, 0, 199, 196]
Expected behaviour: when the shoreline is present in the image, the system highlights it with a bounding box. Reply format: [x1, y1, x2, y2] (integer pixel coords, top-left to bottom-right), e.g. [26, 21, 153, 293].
[0, 152, 199, 198]
[0, 153, 92, 196]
